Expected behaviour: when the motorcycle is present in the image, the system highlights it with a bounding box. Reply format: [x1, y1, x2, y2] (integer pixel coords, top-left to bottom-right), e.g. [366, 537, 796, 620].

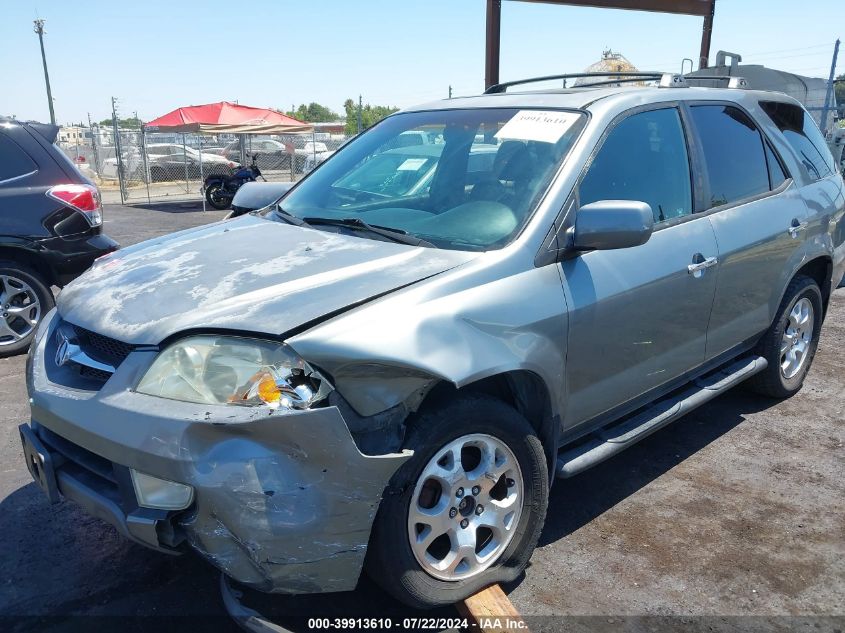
[203, 154, 264, 210]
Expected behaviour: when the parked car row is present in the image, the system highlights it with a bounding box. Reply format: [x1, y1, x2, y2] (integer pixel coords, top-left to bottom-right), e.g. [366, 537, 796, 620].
[221, 137, 341, 172]
[102, 143, 240, 182]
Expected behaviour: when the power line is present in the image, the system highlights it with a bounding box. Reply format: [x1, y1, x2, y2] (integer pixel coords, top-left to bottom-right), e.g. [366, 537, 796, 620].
[735, 43, 832, 58]
[742, 51, 835, 62]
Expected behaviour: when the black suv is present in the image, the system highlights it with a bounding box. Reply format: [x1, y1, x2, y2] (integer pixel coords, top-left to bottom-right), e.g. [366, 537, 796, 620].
[0, 118, 118, 357]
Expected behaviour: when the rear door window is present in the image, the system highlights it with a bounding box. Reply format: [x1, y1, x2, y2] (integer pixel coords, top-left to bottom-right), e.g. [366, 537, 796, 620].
[579, 107, 692, 223]
[0, 132, 38, 182]
[689, 105, 770, 208]
[759, 101, 835, 181]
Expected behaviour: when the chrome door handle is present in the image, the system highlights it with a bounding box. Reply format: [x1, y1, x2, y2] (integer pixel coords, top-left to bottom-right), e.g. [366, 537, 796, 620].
[788, 221, 809, 238]
[688, 256, 718, 274]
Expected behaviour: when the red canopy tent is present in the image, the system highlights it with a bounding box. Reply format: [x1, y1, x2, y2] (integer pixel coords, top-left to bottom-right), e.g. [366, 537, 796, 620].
[144, 101, 312, 134]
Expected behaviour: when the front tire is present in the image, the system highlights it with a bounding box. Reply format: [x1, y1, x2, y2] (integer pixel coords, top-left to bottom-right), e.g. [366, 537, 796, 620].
[366, 394, 548, 609]
[0, 262, 55, 358]
[748, 275, 823, 398]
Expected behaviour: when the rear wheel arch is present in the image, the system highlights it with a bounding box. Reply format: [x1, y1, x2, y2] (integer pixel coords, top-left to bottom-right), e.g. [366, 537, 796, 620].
[413, 370, 559, 481]
[791, 256, 832, 315]
[0, 244, 54, 287]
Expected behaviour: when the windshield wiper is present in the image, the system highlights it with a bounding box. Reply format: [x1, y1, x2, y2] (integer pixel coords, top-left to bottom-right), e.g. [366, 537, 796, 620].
[273, 204, 310, 227]
[302, 217, 437, 248]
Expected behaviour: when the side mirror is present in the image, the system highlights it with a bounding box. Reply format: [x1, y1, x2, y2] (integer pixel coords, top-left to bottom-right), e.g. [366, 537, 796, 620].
[573, 200, 654, 251]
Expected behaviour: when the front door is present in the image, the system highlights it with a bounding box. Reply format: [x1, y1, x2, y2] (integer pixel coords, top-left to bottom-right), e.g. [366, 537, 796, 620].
[561, 106, 718, 428]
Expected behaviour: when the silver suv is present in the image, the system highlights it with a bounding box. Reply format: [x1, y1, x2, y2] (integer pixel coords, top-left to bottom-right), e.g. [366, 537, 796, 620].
[20, 74, 845, 608]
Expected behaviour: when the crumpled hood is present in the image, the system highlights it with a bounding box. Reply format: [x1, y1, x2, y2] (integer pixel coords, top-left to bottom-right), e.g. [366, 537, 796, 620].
[57, 215, 474, 345]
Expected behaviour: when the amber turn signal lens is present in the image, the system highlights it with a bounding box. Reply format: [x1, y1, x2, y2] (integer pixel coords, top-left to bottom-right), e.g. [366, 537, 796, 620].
[256, 372, 281, 404]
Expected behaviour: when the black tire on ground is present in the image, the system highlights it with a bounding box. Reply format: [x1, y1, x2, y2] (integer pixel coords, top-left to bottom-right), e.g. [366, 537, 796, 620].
[205, 183, 232, 210]
[366, 394, 548, 609]
[0, 261, 55, 358]
[747, 274, 823, 398]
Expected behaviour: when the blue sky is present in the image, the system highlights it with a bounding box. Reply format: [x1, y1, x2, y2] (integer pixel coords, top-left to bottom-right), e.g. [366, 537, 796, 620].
[1, 0, 841, 125]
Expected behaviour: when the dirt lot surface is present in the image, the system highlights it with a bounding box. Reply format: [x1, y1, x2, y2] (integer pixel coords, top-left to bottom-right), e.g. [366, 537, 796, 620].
[0, 203, 842, 631]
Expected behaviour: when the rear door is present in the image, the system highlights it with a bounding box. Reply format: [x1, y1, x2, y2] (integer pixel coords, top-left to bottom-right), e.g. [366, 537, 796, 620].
[561, 105, 719, 427]
[759, 100, 845, 285]
[685, 103, 809, 360]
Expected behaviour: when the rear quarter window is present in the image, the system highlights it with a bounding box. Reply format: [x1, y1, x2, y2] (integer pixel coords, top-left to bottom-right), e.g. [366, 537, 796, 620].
[759, 101, 835, 181]
[0, 132, 38, 182]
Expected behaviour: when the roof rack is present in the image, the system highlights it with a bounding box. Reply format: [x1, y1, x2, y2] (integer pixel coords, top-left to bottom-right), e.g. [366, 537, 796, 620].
[484, 71, 666, 94]
[484, 71, 750, 94]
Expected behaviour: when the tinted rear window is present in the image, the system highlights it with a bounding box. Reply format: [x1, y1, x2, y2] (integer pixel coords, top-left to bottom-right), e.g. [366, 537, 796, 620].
[759, 101, 834, 181]
[0, 132, 38, 182]
[689, 105, 770, 208]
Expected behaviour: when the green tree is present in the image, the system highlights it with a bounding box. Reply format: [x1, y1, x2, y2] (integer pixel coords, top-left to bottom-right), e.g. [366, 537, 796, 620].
[343, 99, 399, 136]
[835, 74, 844, 124]
[285, 102, 340, 123]
[98, 116, 142, 129]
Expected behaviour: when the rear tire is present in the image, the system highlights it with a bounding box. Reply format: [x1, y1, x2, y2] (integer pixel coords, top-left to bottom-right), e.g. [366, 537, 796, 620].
[205, 183, 231, 210]
[366, 394, 548, 609]
[747, 275, 823, 398]
[0, 262, 54, 358]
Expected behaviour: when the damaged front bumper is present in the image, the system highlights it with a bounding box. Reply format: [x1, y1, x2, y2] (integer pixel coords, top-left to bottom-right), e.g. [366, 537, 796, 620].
[22, 310, 411, 594]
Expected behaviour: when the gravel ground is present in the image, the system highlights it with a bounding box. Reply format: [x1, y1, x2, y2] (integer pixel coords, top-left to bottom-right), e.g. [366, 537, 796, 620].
[0, 204, 842, 631]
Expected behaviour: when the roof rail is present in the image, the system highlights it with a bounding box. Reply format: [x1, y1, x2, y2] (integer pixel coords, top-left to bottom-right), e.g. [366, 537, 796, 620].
[684, 75, 749, 89]
[483, 71, 750, 94]
[484, 71, 666, 94]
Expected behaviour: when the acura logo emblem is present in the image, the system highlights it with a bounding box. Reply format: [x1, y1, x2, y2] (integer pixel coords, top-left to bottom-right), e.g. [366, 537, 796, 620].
[55, 330, 73, 367]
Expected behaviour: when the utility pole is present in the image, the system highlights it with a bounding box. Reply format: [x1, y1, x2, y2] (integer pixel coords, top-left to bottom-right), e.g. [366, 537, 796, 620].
[820, 39, 840, 136]
[87, 112, 102, 177]
[698, 0, 716, 69]
[357, 94, 363, 134]
[111, 97, 126, 204]
[448, 85, 453, 99]
[33, 19, 56, 125]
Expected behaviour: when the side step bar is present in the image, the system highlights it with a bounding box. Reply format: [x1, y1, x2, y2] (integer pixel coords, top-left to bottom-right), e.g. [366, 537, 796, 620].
[556, 356, 768, 478]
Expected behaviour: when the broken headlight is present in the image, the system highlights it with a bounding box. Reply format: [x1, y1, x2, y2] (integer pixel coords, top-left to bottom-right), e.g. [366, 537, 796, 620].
[136, 335, 332, 410]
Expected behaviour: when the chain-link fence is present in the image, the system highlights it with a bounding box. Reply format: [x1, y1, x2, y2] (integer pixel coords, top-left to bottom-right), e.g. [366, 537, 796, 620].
[57, 122, 351, 205]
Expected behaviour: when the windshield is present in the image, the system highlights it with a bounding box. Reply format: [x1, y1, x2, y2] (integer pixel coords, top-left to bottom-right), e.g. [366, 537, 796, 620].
[276, 108, 586, 251]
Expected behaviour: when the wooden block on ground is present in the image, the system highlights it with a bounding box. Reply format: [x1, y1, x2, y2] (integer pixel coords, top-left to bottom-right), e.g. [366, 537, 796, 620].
[456, 584, 529, 633]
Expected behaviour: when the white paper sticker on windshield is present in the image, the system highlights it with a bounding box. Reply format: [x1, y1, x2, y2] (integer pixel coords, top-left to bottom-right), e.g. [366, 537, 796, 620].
[495, 110, 581, 144]
[397, 158, 428, 171]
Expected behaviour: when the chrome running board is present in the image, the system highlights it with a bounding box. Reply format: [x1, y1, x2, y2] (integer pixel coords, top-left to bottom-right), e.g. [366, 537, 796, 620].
[556, 356, 768, 478]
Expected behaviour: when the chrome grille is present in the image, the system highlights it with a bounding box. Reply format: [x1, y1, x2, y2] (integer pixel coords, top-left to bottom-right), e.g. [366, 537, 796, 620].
[71, 325, 135, 365]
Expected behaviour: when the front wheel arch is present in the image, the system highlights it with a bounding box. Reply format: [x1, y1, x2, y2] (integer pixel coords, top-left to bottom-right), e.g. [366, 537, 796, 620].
[415, 370, 558, 482]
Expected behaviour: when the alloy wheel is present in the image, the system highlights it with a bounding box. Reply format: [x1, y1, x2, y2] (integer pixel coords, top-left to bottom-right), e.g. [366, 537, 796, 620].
[780, 297, 814, 379]
[0, 274, 41, 346]
[407, 433, 523, 581]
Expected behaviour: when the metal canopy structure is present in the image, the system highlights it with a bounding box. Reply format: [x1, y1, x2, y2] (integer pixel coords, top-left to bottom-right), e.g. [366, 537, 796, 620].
[485, 0, 717, 88]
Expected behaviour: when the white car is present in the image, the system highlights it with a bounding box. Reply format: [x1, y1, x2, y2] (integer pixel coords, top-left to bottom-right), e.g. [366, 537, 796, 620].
[103, 143, 238, 182]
